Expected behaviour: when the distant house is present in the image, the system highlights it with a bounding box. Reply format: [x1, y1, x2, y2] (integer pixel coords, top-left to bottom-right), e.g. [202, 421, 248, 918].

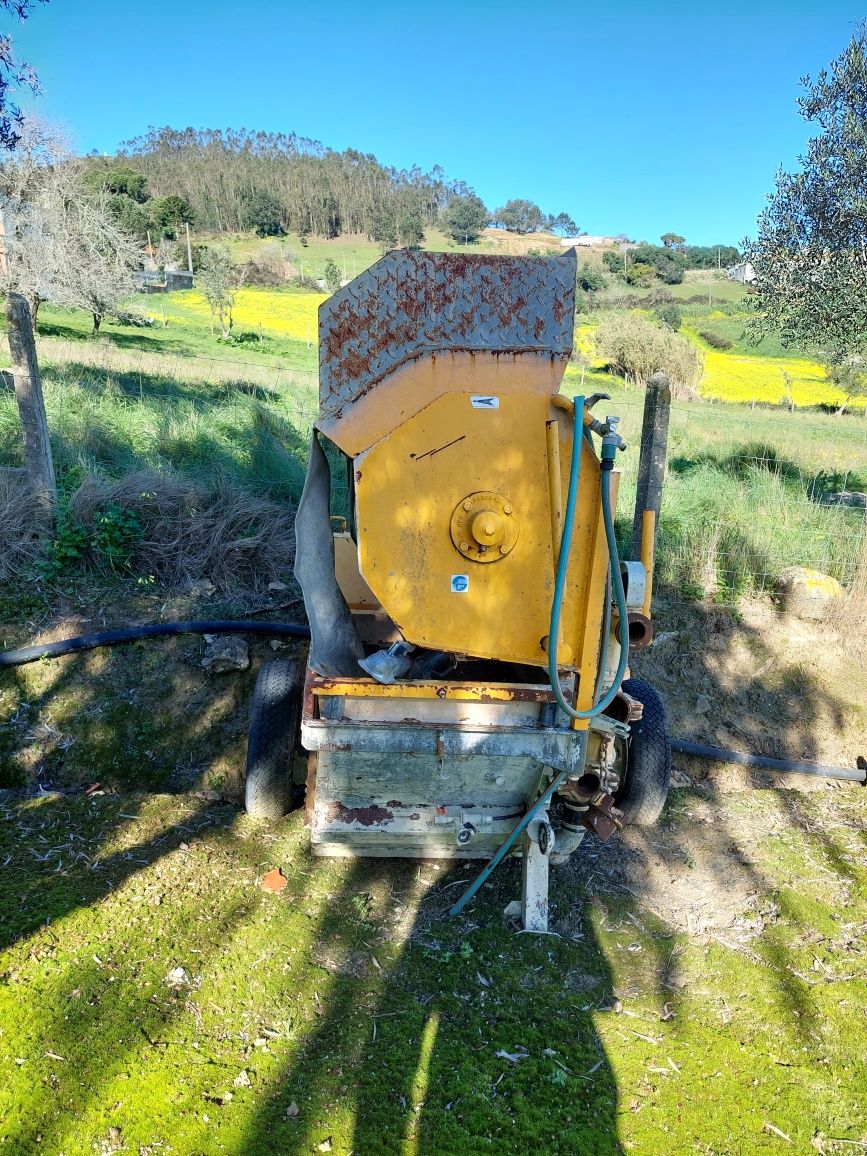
[728, 261, 756, 284]
[560, 235, 617, 248]
[132, 268, 194, 293]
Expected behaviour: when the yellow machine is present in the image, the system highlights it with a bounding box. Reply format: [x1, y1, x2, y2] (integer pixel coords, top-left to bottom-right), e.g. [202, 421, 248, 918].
[245, 250, 670, 930]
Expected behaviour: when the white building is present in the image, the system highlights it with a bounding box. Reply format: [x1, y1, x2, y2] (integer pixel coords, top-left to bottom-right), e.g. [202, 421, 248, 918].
[728, 261, 756, 284]
[560, 235, 617, 248]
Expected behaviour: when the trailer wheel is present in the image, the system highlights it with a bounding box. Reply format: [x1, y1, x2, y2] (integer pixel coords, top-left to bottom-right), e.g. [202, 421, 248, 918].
[245, 660, 303, 820]
[615, 678, 671, 827]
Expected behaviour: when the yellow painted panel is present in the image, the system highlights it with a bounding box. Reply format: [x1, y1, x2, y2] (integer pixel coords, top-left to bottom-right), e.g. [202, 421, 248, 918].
[318, 350, 570, 456]
[312, 679, 555, 701]
[333, 532, 380, 610]
[354, 392, 609, 670]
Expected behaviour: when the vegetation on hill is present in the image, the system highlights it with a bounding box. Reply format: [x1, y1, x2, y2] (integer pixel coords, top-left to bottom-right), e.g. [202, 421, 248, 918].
[103, 128, 583, 253]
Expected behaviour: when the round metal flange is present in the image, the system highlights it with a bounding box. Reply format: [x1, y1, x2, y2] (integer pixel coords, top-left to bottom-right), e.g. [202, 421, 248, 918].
[450, 491, 519, 563]
[538, 820, 555, 856]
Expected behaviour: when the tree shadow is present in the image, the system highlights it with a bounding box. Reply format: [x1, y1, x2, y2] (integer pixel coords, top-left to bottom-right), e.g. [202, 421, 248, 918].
[0, 588, 863, 1151]
[225, 853, 625, 1156]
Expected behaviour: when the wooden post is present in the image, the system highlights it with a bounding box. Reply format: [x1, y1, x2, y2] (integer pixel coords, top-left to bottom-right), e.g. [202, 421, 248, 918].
[630, 371, 671, 561]
[185, 221, 193, 274]
[5, 292, 57, 526]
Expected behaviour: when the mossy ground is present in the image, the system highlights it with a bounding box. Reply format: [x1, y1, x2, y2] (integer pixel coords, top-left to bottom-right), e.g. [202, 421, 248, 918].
[1, 784, 864, 1155]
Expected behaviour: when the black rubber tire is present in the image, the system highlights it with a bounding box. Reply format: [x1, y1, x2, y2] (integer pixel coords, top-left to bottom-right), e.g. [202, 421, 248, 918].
[615, 677, 672, 827]
[245, 660, 303, 820]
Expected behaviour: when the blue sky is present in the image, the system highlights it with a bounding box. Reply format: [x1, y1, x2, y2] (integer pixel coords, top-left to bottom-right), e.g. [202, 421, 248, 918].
[11, 0, 863, 245]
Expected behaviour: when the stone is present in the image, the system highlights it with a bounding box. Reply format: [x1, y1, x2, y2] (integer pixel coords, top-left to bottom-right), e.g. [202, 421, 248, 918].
[819, 490, 867, 510]
[189, 579, 216, 597]
[201, 634, 250, 673]
[777, 567, 843, 621]
[695, 694, 712, 715]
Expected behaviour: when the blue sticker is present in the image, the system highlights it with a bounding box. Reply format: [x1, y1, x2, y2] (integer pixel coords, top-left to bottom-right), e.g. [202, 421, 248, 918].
[450, 574, 469, 593]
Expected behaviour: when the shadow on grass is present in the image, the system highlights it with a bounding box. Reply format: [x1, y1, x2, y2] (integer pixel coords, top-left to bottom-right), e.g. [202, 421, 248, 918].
[0, 589, 863, 1152]
[669, 440, 867, 503]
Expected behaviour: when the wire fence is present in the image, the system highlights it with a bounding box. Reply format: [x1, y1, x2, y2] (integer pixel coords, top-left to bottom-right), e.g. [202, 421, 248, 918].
[3, 336, 866, 599]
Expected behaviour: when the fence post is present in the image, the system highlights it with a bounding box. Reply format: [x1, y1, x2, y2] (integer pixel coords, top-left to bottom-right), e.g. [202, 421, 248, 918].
[5, 292, 57, 527]
[630, 371, 671, 561]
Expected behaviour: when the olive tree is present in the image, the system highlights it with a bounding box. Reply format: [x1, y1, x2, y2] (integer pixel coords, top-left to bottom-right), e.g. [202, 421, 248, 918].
[198, 245, 235, 336]
[744, 26, 867, 406]
[1, 118, 142, 331]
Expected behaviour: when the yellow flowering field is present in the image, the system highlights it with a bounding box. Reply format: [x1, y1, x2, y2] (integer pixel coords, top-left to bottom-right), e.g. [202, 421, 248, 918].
[700, 349, 843, 407]
[575, 319, 865, 410]
[147, 288, 327, 341]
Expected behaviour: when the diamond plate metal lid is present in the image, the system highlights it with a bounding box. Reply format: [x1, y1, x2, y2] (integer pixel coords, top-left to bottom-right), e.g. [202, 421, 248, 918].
[318, 249, 577, 422]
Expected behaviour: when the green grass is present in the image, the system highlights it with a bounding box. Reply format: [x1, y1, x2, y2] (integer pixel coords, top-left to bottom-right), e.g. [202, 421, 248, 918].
[683, 314, 809, 359]
[0, 786, 865, 1154]
[1, 286, 864, 601]
[564, 366, 867, 595]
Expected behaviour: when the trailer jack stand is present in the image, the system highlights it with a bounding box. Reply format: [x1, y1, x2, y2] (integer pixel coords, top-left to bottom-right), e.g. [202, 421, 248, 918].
[521, 812, 554, 931]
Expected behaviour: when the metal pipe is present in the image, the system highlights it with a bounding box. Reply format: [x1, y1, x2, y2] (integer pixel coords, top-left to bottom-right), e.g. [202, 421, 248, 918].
[449, 768, 568, 917]
[671, 739, 866, 783]
[545, 419, 564, 564]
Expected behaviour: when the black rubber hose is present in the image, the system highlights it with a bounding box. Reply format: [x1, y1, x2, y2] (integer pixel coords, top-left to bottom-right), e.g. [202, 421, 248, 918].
[671, 738, 866, 784]
[0, 620, 311, 668]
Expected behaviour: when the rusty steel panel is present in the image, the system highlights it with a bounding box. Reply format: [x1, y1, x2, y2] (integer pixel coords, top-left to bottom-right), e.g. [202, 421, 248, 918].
[318, 249, 577, 421]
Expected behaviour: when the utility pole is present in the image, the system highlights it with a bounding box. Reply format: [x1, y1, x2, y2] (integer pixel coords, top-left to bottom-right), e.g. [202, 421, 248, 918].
[186, 221, 193, 274]
[5, 293, 57, 526]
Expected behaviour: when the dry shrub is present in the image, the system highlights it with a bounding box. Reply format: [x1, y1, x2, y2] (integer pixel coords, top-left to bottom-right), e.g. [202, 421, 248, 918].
[594, 313, 703, 399]
[69, 470, 295, 591]
[0, 467, 48, 580]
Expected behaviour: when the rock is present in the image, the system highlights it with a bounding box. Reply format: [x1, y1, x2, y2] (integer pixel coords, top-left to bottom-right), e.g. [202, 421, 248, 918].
[201, 634, 250, 673]
[819, 490, 867, 510]
[189, 579, 216, 597]
[777, 567, 843, 621]
[652, 631, 678, 648]
[694, 694, 712, 715]
[267, 580, 289, 592]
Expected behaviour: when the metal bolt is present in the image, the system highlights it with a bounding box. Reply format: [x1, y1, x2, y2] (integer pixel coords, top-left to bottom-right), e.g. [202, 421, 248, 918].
[504, 504, 512, 515]
[460, 542, 469, 552]
[500, 545, 508, 554]
[463, 499, 473, 511]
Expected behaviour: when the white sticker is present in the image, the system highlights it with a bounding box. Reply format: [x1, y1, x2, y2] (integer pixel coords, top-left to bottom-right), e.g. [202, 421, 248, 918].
[470, 395, 499, 409]
[450, 574, 469, 593]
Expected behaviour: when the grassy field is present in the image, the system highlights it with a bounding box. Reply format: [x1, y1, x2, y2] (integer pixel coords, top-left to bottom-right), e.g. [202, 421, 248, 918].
[1, 777, 865, 1155]
[0, 289, 864, 600]
[1, 242, 866, 1156]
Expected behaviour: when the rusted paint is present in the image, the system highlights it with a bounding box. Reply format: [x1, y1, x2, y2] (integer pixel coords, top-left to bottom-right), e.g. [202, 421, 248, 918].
[580, 794, 623, 842]
[318, 250, 577, 422]
[309, 676, 556, 704]
[325, 801, 394, 827]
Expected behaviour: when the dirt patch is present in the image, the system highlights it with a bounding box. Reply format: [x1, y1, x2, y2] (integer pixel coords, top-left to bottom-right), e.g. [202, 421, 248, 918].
[633, 594, 867, 782]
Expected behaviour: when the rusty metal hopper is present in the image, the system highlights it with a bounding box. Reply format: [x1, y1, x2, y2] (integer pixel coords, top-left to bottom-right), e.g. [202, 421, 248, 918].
[317, 249, 577, 454]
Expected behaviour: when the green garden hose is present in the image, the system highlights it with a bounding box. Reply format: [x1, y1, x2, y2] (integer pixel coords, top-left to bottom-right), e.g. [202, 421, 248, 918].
[546, 397, 629, 720]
